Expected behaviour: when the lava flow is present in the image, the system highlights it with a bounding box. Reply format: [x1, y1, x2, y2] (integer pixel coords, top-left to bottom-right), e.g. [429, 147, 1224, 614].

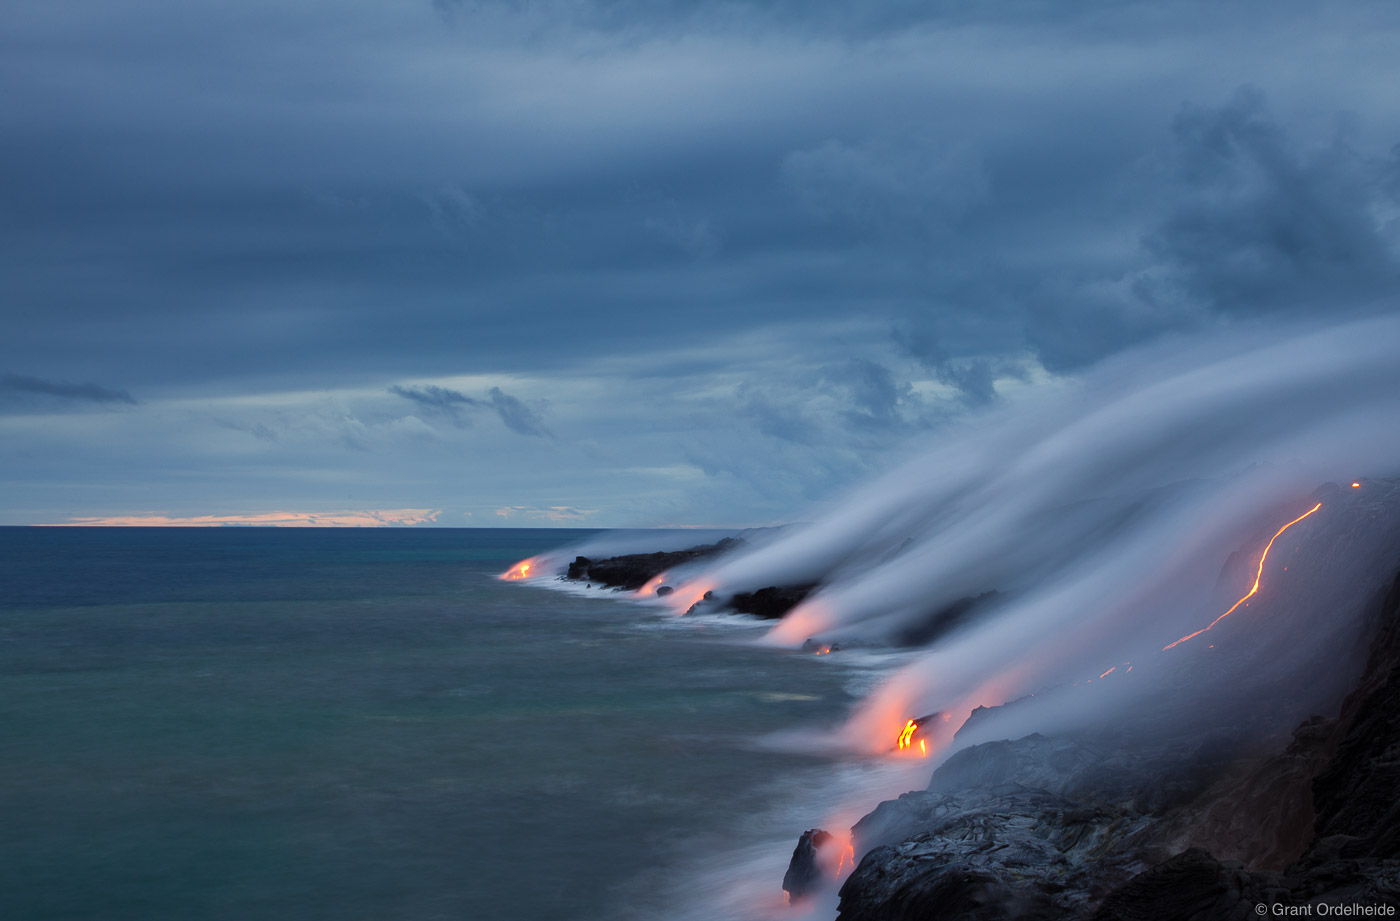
[1162, 501, 1322, 651]
[499, 558, 537, 581]
[837, 842, 856, 875]
[895, 718, 929, 756]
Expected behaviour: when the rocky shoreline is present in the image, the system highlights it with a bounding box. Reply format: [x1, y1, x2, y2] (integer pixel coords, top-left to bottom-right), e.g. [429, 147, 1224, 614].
[556, 483, 1400, 918]
[799, 565, 1400, 919]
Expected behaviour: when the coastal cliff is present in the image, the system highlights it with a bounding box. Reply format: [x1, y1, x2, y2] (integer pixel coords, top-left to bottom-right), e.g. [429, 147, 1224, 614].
[802, 480, 1400, 919]
[829, 565, 1400, 919]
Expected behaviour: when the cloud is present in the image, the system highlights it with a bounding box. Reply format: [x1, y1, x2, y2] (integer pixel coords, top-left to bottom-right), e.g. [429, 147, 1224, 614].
[1141, 87, 1399, 315]
[389, 383, 550, 437]
[820, 358, 921, 431]
[4, 1, 1400, 527]
[389, 384, 481, 426]
[389, 380, 487, 431]
[421, 184, 486, 244]
[781, 135, 987, 235]
[1, 373, 136, 405]
[894, 327, 1028, 406]
[494, 505, 597, 522]
[486, 386, 552, 438]
[389, 380, 481, 411]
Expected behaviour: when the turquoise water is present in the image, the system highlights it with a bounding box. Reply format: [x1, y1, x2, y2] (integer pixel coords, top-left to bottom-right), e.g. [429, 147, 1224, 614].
[0, 528, 856, 921]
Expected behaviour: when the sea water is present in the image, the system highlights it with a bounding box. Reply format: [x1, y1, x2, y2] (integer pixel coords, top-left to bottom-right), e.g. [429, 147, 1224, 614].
[0, 527, 872, 921]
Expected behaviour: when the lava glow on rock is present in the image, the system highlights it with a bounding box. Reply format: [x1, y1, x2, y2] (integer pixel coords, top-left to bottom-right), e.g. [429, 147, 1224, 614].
[1162, 501, 1323, 651]
[837, 842, 855, 875]
[499, 558, 537, 581]
[895, 718, 930, 756]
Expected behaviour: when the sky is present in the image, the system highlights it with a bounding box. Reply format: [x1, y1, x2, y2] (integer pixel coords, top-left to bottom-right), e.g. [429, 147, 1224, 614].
[2, 0, 1399, 527]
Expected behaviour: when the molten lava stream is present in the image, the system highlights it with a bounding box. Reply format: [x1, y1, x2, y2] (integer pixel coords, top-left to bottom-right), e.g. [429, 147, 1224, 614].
[662, 580, 716, 615]
[814, 827, 859, 882]
[1162, 501, 1322, 651]
[893, 718, 932, 758]
[499, 557, 537, 581]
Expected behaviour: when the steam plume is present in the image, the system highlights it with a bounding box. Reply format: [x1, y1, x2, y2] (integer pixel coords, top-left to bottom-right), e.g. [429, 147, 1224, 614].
[671, 315, 1400, 750]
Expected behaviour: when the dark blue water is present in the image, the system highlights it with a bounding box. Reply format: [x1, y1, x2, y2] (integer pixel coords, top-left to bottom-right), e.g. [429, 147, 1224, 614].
[0, 528, 856, 921]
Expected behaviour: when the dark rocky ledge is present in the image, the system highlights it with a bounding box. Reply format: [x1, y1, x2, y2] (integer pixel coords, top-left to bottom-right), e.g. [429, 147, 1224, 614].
[563, 538, 744, 591]
[729, 584, 816, 620]
[563, 539, 821, 620]
[783, 828, 833, 901]
[823, 565, 1400, 920]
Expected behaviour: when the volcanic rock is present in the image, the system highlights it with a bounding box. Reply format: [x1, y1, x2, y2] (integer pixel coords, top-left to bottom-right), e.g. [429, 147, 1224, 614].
[839, 782, 1157, 921]
[783, 828, 833, 901]
[833, 552, 1400, 919]
[893, 591, 1002, 647]
[1309, 569, 1400, 859]
[728, 584, 815, 620]
[563, 538, 744, 591]
[1088, 848, 1282, 921]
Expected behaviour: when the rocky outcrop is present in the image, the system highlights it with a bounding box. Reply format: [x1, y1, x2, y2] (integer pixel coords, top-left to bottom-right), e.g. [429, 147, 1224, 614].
[728, 584, 815, 620]
[1083, 569, 1400, 917]
[782, 828, 832, 901]
[829, 554, 1400, 920]
[562, 538, 744, 591]
[1088, 841, 1400, 919]
[840, 783, 1157, 921]
[893, 591, 1002, 648]
[1088, 848, 1283, 921]
[1310, 570, 1400, 858]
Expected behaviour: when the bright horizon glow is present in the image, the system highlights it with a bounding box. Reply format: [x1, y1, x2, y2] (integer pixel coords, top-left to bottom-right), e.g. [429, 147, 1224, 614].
[39, 508, 443, 527]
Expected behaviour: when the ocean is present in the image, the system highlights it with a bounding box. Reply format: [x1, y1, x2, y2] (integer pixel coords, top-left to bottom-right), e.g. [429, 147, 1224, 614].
[0, 527, 872, 921]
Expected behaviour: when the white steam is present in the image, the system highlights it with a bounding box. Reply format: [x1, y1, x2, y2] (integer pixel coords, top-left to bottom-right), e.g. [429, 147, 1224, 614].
[671, 315, 1400, 750]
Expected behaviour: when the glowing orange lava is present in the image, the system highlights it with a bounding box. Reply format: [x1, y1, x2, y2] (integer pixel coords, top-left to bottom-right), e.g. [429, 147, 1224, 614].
[500, 558, 537, 581]
[1352, 482, 1361, 488]
[1163, 501, 1322, 651]
[674, 582, 716, 614]
[837, 843, 855, 875]
[1099, 666, 1116, 679]
[894, 718, 930, 756]
[637, 573, 667, 596]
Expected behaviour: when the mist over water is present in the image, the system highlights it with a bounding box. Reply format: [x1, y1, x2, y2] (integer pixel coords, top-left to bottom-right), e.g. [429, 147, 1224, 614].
[651, 316, 1400, 748]
[521, 316, 1400, 919]
[10, 319, 1398, 920]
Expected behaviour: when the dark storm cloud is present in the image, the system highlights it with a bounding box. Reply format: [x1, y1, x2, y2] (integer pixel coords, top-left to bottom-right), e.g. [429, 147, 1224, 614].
[486, 387, 552, 439]
[0, 373, 136, 405]
[430, 0, 1393, 38]
[3, 0, 1400, 523]
[893, 327, 1020, 407]
[5, 0, 1397, 396]
[1143, 87, 1400, 315]
[820, 359, 918, 432]
[389, 384, 481, 426]
[389, 383, 550, 437]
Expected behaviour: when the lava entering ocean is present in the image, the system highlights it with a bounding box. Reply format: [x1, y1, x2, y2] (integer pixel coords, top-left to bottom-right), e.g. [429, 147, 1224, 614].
[499, 557, 537, 580]
[498, 318, 1400, 919]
